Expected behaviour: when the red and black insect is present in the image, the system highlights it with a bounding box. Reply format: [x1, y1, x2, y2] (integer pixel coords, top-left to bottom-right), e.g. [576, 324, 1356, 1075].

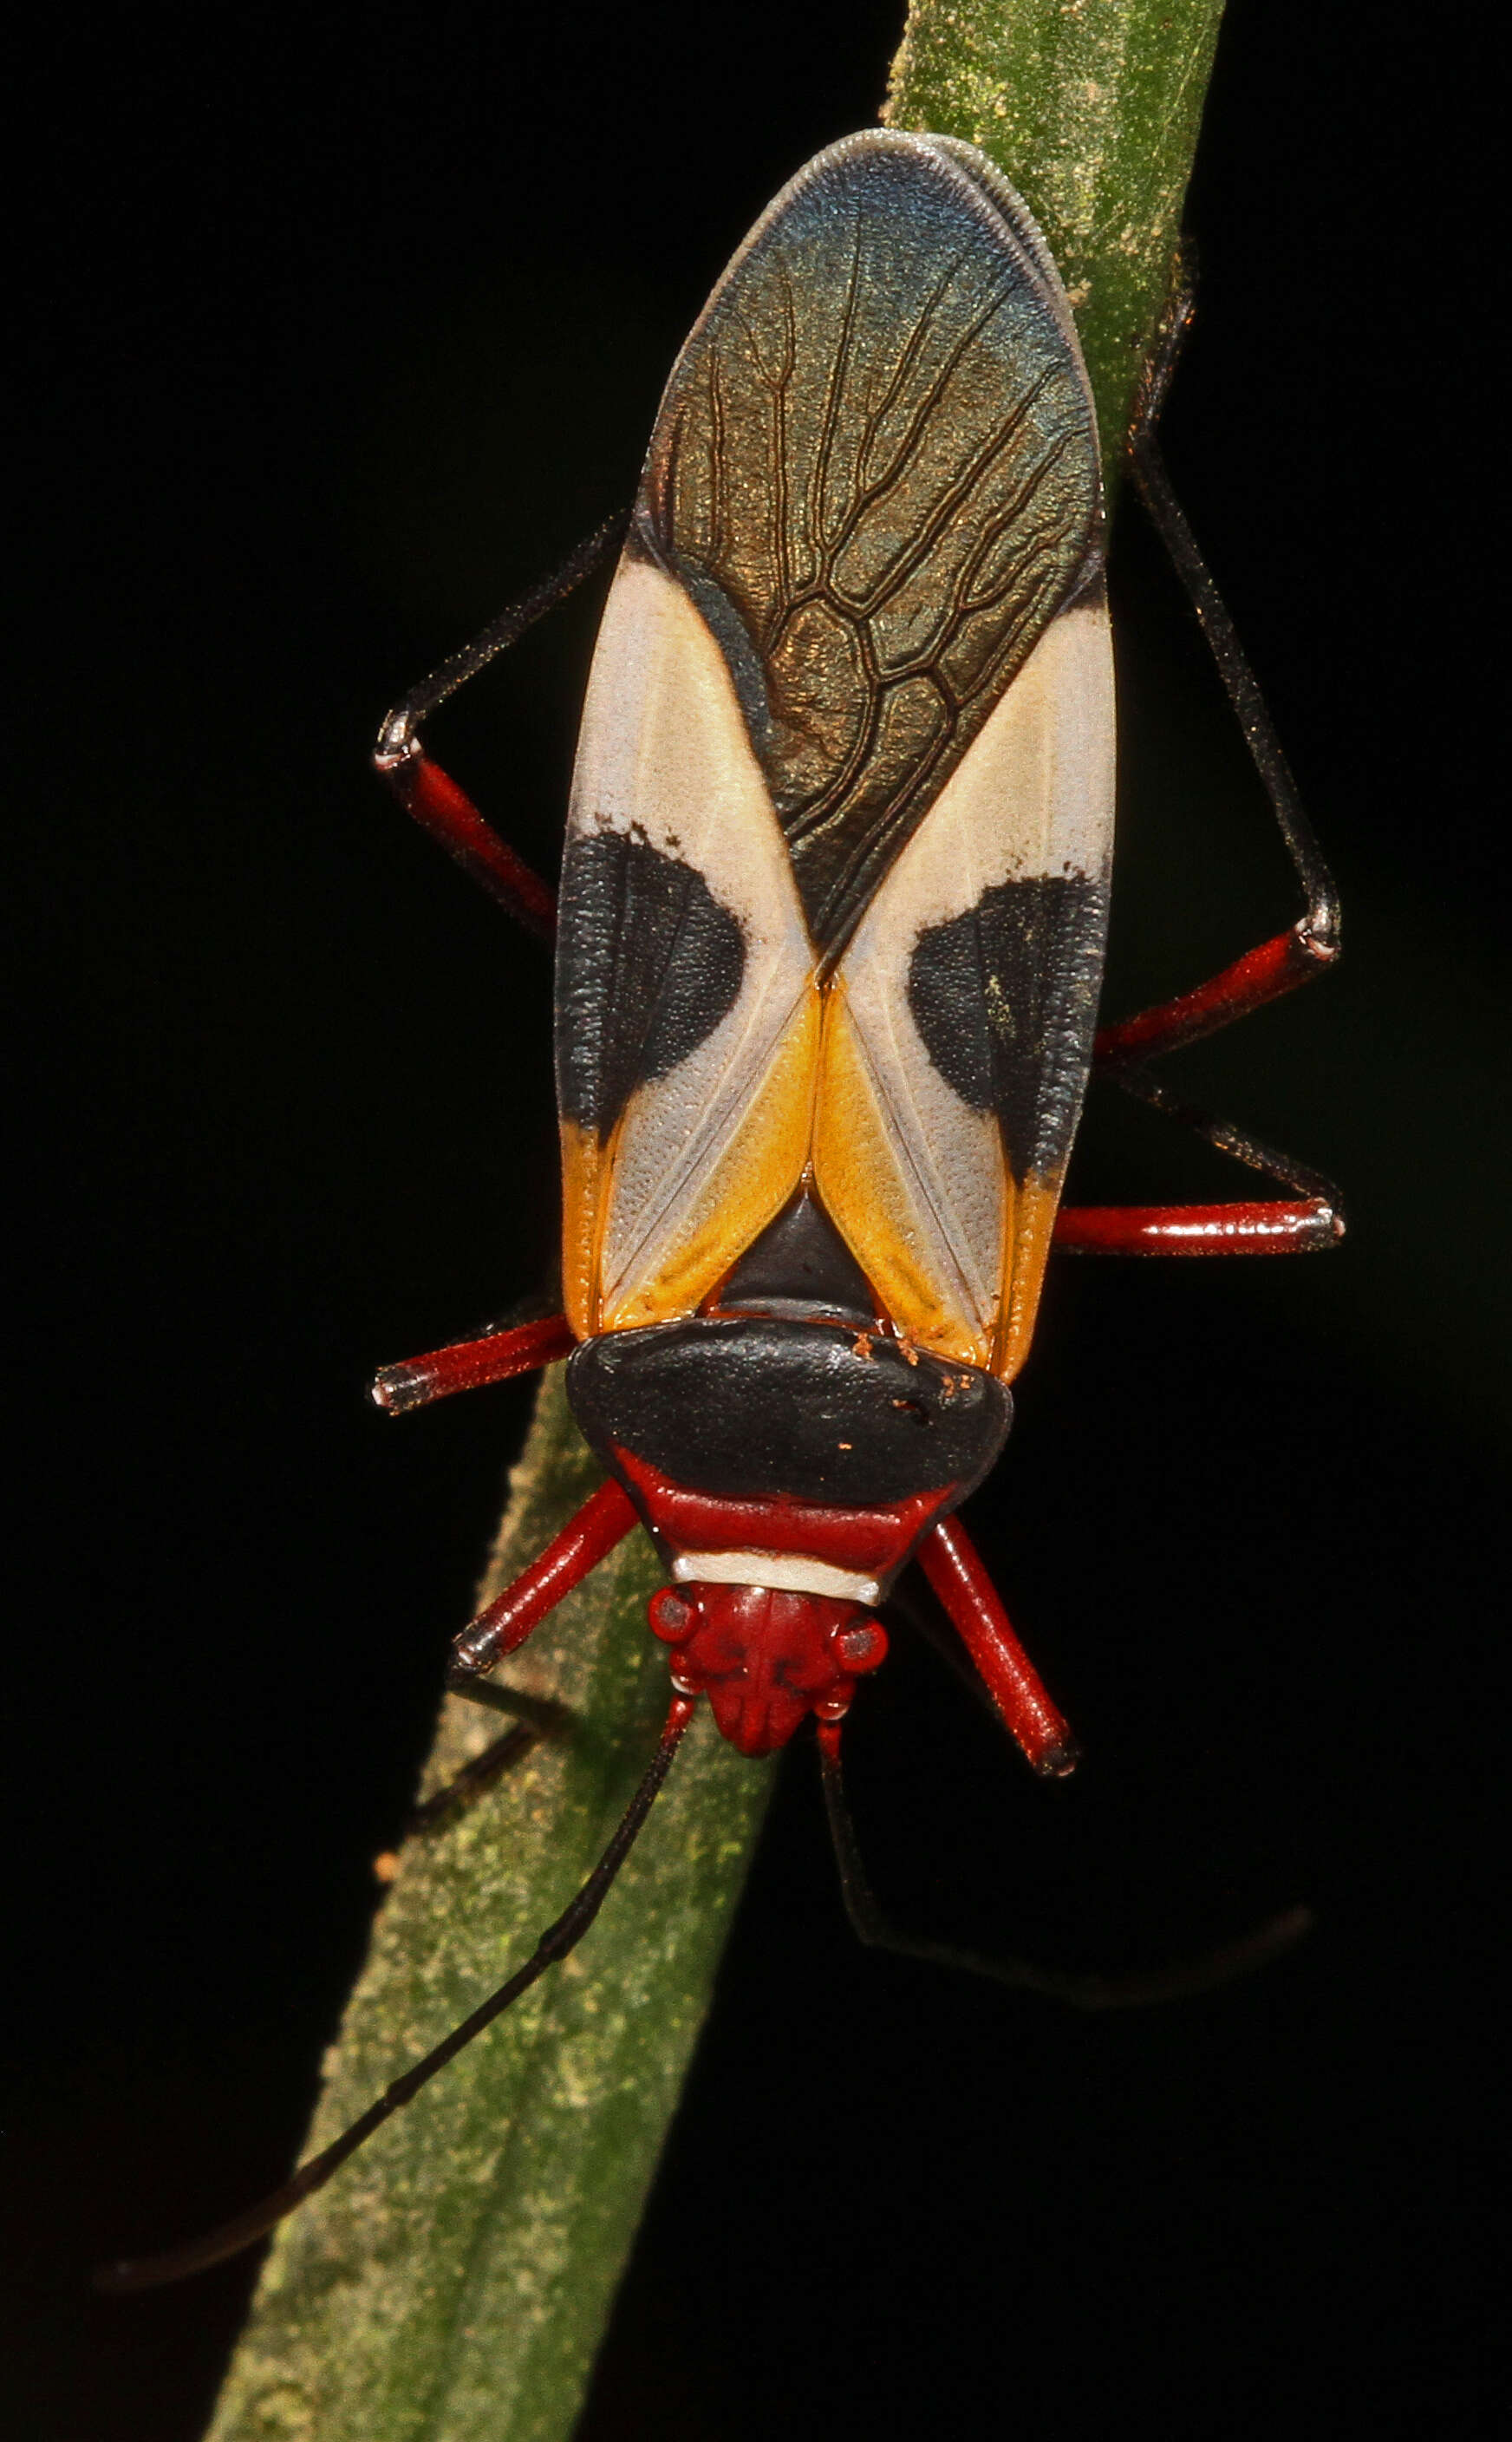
[99, 130, 1339, 2291]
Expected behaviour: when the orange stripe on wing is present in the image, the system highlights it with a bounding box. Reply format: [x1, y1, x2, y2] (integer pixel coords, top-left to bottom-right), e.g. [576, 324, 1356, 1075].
[811, 978, 1005, 1371]
[569, 988, 821, 1335]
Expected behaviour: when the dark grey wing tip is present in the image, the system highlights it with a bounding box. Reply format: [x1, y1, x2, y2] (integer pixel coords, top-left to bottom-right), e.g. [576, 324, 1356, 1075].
[631, 129, 1106, 951]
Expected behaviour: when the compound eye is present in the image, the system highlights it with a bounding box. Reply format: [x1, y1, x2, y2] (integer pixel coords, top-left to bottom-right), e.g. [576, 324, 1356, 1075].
[648, 1589, 694, 1642]
[835, 1620, 888, 1672]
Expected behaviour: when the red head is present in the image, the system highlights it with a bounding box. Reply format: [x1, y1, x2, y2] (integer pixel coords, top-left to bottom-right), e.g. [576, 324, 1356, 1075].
[647, 1582, 888, 1757]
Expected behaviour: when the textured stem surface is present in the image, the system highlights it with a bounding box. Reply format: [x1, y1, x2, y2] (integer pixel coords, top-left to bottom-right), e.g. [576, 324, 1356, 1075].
[208, 6, 1228, 2434]
[886, 0, 1226, 492]
[207, 1372, 772, 2441]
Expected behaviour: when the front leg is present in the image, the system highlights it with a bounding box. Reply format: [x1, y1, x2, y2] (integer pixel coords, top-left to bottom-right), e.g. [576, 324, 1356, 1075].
[370, 1478, 639, 1884]
[374, 1675, 577, 1873]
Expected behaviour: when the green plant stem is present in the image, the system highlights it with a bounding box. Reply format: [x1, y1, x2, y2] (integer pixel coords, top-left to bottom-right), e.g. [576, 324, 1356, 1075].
[208, 8, 1227, 2436]
[886, 0, 1227, 494]
[208, 1370, 772, 2442]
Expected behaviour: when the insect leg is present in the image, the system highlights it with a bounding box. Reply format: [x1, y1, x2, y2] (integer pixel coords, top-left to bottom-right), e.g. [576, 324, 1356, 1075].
[885, 1576, 1007, 1724]
[915, 1520, 1079, 1779]
[817, 1721, 1310, 2012]
[441, 1674, 573, 1738]
[95, 1694, 695, 2293]
[368, 1722, 538, 1881]
[1095, 271, 1340, 1069]
[372, 509, 628, 941]
[374, 1681, 577, 1871]
[370, 1311, 576, 1414]
[448, 1476, 639, 1677]
[375, 749, 558, 940]
[1093, 925, 1335, 1068]
[1054, 1200, 1337, 1255]
[369, 1336, 602, 1858]
[1055, 1056, 1345, 1257]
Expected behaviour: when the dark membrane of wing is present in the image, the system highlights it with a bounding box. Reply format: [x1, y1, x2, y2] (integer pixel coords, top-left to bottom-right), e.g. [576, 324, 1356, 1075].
[636, 132, 1101, 957]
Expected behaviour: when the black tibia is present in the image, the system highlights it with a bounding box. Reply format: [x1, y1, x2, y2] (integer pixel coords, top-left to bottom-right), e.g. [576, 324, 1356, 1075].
[401, 1675, 576, 1841]
[401, 1726, 534, 1840]
[568, 1318, 1012, 1508]
[555, 831, 745, 1139]
[94, 1700, 694, 2294]
[909, 871, 1106, 1184]
[716, 1187, 877, 1326]
[443, 1671, 573, 1736]
[1076, 261, 1344, 1214]
[375, 512, 628, 767]
[1128, 267, 1339, 955]
[1112, 1061, 1345, 1217]
[637, 132, 1102, 958]
[818, 1734, 1312, 2012]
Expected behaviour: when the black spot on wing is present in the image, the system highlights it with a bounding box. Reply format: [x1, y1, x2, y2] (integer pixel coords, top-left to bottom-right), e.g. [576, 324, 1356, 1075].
[556, 831, 745, 1139]
[907, 874, 1106, 1184]
[636, 133, 1101, 960]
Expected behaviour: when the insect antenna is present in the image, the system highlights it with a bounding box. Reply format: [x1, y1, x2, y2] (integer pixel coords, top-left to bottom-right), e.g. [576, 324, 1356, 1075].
[94, 1694, 695, 2295]
[817, 1721, 1310, 2011]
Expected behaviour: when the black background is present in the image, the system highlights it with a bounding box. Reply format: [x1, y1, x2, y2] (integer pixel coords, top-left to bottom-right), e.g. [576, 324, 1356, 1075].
[9, 3, 1500, 2436]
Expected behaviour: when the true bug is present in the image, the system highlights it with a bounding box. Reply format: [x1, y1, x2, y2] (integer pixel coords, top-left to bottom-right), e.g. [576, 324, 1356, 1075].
[99, 129, 1340, 2292]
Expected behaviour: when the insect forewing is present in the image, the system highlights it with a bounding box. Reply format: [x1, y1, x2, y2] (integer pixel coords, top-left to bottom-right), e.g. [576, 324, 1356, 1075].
[557, 131, 1113, 1371]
